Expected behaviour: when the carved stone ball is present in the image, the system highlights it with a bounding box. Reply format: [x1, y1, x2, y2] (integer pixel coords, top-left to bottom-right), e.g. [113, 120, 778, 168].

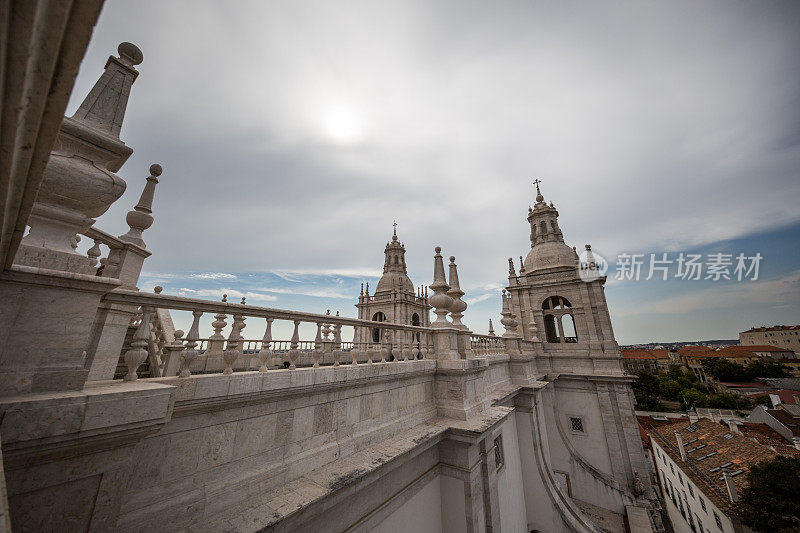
[149, 164, 163, 177]
[154, 286, 163, 294]
[435, 246, 441, 254]
[118, 42, 143, 65]
[450, 256, 455, 262]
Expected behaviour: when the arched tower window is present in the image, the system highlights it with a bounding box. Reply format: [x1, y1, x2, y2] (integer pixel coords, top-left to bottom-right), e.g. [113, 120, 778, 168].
[372, 312, 386, 343]
[541, 296, 578, 343]
[540, 221, 547, 233]
[411, 312, 421, 346]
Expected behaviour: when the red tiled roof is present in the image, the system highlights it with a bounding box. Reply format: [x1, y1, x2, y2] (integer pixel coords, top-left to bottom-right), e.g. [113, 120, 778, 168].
[645, 418, 799, 513]
[621, 348, 670, 360]
[678, 345, 715, 356]
[621, 349, 657, 360]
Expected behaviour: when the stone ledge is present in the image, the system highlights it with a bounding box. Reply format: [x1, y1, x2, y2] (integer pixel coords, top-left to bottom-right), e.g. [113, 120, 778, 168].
[200, 407, 513, 532]
[141, 360, 437, 413]
[0, 381, 174, 450]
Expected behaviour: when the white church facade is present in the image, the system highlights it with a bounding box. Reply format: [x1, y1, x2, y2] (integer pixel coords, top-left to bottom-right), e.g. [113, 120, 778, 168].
[0, 8, 661, 532]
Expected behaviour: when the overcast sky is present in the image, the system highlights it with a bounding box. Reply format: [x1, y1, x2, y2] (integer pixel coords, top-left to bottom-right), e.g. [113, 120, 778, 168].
[70, 0, 800, 344]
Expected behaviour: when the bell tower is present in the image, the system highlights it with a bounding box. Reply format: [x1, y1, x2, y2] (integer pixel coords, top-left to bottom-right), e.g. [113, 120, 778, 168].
[356, 224, 430, 347]
[505, 182, 654, 505]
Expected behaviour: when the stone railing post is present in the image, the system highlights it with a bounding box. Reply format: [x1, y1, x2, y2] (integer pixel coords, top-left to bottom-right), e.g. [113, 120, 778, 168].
[313, 322, 323, 367]
[259, 318, 274, 372]
[179, 310, 202, 377]
[162, 330, 185, 377]
[288, 320, 300, 369]
[223, 315, 242, 374]
[332, 324, 342, 366]
[123, 306, 153, 381]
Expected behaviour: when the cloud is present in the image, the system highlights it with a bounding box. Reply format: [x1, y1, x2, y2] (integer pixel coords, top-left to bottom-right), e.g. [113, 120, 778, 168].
[173, 287, 279, 303]
[75, 1, 800, 340]
[614, 270, 800, 317]
[189, 272, 237, 280]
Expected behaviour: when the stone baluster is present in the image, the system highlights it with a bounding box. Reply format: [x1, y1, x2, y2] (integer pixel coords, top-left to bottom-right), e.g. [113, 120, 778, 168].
[206, 294, 228, 358]
[366, 342, 374, 364]
[322, 310, 332, 340]
[332, 324, 342, 366]
[123, 305, 153, 381]
[223, 315, 242, 374]
[429, 247, 453, 327]
[313, 322, 323, 367]
[259, 318, 274, 372]
[447, 256, 468, 329]
[179, 310, 202, 377]
[87, 239, 102, 267]
[288, 320, 300, 369]
[402, 331, 412, 362]
[390, 330, 400, 362]
[118, 164, 162, 248]
[105, 246, 122, 278]
[236, 297, 247, 356]
[351, 328, 360, 365]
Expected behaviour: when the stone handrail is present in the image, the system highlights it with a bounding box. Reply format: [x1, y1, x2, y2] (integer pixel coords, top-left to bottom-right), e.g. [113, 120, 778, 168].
[470, 334, 505, 355]
[102, 289, 434, 379]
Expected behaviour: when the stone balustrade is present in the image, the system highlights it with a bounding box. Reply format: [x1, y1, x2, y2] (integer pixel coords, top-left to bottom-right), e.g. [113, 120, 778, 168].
[470, 334, 506, 355]
[99, 289, 435, 380]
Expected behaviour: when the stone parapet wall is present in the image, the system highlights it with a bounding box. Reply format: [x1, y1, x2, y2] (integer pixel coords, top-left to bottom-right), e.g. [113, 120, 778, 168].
[117, 361, 437, 531]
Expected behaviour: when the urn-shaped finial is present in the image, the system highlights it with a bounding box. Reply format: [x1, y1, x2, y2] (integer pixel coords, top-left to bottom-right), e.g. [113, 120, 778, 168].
[429, 246, 453, 328]
[447, 256, 468, 329]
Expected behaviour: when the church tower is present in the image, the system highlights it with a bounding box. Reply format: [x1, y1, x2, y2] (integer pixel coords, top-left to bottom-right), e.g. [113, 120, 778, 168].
[506, 182, 654, 506]
[356, 225, 430, 346]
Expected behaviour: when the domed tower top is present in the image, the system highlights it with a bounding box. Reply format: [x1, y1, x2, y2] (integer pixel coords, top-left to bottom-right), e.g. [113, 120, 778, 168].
[523, 181, 578, 272]
[375, 222, 414, 293]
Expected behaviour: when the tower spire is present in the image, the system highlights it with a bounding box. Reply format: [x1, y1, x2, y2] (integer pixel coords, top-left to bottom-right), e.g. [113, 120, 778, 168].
[392, 220, 398, 241]
[533, 178, 544, 203]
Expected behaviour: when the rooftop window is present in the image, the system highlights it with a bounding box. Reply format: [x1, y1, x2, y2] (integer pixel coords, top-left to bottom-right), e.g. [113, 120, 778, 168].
[686, 425, 699, 432]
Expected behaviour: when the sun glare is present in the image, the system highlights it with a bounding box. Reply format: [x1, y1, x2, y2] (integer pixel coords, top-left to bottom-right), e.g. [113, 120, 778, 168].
[324, 106, 362, 144]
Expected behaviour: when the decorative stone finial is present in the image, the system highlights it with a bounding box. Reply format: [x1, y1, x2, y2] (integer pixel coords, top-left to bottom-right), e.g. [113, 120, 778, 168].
[429, 247, 453, 328]
[73, 42, 142, 137]
[20, 43, 144, 260]
[392, 220, 398, 241]
[241, 297, 246, 305]
[447, 256, 468, 330]
[500, 290, 518, 338]
[153, 286, 163, 294]
[488, 319, 495, 336]
[508, 257, 516, 277]
[119, 164, 162, 247]
[117, 42, 143, 66]
[222, 294, 227, 303]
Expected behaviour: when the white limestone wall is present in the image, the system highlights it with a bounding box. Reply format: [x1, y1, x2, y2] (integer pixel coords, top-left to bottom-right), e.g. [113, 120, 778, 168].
[116, 362, 437, 531]
[372, 475, 443, 533]
[440, 475, 467, 532]
[514, 409, 569, 533]
[496, 414, 528, 532]
[542, 382, 630, 512]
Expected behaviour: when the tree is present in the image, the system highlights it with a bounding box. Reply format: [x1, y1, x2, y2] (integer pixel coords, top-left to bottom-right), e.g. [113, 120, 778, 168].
[660, 379, 682, 401]
[736, 455, 800, 532]
[754, 394, 773, 407]
[701, 358, 747, 381]
[745, 359, 791, 380]
[679, 388, 707, 409]
[707, 392, 750, 410]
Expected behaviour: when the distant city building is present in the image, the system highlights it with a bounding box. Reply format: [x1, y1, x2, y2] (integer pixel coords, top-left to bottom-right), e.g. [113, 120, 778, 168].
[740, 325, 800, 353]
[621, 348, 670, 373]
[639, 416, 800, 533]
